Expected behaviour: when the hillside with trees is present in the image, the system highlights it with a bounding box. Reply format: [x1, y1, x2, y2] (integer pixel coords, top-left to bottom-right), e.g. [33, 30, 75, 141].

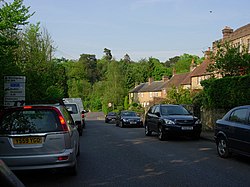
[2, 0, 249, 113]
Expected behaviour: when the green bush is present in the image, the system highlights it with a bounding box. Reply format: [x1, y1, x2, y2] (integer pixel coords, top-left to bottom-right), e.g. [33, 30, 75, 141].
[201, 74, 250, 109]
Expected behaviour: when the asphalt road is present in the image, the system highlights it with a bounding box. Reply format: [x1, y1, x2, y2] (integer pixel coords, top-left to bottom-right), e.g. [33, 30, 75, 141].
[17, 118, 250, 187]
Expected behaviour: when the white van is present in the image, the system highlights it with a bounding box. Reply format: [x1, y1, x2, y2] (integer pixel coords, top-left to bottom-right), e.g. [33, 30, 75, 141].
[63, 98, 87, 136]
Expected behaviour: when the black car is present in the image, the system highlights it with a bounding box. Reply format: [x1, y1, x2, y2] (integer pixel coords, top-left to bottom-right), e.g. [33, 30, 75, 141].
[214, 105, 250, 158]
[116, 110, 143, 127]
[144, 104, 202, 140]
[105, 112, 117, 123]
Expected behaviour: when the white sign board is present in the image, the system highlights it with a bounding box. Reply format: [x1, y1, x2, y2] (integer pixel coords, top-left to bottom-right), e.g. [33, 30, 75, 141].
[4, 76, 26, 106]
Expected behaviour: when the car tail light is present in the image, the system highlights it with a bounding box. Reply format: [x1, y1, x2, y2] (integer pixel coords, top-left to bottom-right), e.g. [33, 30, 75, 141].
[23, 106, 32, 109]
[51, 107, 69, 132]
[58, 156, 69, 161]
[58, 115, 69, 132]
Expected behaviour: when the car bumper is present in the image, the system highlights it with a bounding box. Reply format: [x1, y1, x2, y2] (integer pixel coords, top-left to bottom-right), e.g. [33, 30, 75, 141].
[163, 124, 202, 135]
[0, 149, 76, 171]
[123, 121, 143, 127]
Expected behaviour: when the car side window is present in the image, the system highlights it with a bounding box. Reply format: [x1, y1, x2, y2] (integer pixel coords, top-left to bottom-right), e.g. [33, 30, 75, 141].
[229, 108, 248, 124]
[62, 107, 75, 127]
[248, 112, 250, 125]
[154, 106, 160, 115]
[148, 106, 155, 114]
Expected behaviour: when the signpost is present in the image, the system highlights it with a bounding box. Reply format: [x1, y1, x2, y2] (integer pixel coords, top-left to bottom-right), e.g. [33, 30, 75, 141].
[4, 76, 26, 107]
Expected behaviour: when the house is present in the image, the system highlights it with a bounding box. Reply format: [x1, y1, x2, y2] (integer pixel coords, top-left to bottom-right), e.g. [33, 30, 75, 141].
[128, 83, 145, 104]
[213, 24, 250, 53]
[129, 76, 169, 107]
[129, 23, 250, 107]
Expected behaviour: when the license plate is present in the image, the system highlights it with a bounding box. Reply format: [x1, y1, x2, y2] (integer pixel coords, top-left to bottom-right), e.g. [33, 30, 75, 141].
[181, 126, 193, 130]
[130, 121, 137, 124]
[13, 137, 42, 145]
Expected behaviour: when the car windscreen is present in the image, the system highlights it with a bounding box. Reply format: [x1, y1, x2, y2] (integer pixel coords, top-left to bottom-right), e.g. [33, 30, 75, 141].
[0, 109, 60, 135]
[65, 104, 78, 114]
[161, 106, 190, 116]
[121, 112, 137, 117]
[108, 112, 116, 116]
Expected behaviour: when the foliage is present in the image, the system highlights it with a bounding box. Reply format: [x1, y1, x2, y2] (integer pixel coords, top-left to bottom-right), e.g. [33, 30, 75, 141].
[164, 56, 180, 68]
[103, 48, 112, 61]
[201, 75, 250, 109]
[165, 86, 192, 105]
[102, 61, 126, 111]
[173, 54, 203, 74]
[16, 23, 64, 103]
[78, 54, 98, 84]
[0, 0, 33, 105]
[124, 96, 129, 110]
[209, 41, 250, 76]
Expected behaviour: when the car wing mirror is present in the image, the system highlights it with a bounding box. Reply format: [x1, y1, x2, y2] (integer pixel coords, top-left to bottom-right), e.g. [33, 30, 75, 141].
[155, 112, 160, 117]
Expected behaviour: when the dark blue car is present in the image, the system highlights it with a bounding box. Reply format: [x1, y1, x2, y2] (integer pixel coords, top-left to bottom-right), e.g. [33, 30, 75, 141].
[215, 105, 250, 158]
[144, 104, 202, 140]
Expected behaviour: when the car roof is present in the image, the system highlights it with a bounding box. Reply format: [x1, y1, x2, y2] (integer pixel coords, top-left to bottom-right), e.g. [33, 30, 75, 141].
[1, 104, 63, 112]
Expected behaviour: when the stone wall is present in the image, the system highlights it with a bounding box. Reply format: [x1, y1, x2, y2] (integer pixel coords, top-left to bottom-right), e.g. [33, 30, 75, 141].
[200, 107, 228, 131]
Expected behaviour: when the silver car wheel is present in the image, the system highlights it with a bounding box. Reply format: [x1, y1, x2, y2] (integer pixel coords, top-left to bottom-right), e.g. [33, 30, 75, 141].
[158, 126, 165, 141]
[145, 125, 151, 136]
[217, 137, 229, 158]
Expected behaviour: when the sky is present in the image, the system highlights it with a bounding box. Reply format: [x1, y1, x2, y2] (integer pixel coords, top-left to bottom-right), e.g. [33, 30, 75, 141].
[22, 0, 250, 62]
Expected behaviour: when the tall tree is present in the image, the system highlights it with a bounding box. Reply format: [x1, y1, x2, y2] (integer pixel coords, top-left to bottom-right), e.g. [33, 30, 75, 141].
[209, 41, 250, 77]
[103, 61, 126, 111]
[78, 54, 98, 84]
[165, 56, 180, 67]
[173, 54, 203, 74]
[0, 0, 33, 105]
[103, 48, 112, 61]
[17, 23, 63, 102]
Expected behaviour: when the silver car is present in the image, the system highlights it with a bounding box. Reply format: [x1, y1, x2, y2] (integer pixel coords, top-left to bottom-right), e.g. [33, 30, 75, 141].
[0, 104, 80, 175]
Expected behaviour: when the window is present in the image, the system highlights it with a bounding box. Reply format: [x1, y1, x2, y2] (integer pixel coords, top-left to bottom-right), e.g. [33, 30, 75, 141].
[65, 104, 78, 114]
[0, 109, 59, 134]
[154, 106, 160, 115]
[229, 108, 248, 124]
[148, 106, 155, 114]
[150, 92, 153, 98]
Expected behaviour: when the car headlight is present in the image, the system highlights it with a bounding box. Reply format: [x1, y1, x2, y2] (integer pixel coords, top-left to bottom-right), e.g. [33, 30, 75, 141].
[164, 119, 175, 125]
[123, 119, 129, 122]
[195, 119, 201, 124]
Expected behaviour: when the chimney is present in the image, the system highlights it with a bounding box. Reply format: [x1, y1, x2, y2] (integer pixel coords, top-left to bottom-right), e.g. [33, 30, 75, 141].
[222, 26, 233, 40]
[162, 76, 169, 82]
[172, 68, 176, 76]
[148, 77, 154, 85]
[190, 58, 196, 72]
[204, 47, 211, 59]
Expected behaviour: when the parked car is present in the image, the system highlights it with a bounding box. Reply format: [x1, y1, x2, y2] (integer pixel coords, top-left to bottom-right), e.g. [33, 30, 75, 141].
[0, 104, 80, 175]
[214, 105, 250, 158]
[64, 103, 84, 136]
[63, 98, 87, 129]
[116, 110, 143, 127]
[144, 104, 202, 140]
[105, 112, 117, 123]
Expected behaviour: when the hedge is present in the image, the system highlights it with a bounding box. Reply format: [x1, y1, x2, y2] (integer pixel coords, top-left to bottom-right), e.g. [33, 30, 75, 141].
[201, 74, 250, 109]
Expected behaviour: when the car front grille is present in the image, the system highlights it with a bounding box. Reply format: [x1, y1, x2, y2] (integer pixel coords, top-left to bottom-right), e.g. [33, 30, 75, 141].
[175, 120, 194, 125]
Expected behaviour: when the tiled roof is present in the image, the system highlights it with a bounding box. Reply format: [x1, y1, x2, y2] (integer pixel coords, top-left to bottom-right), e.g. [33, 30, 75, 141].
[166, 72, 190, 89]
[227, 23, 250, 41]
[129, 83, 145, 93]
[139, 81, 165, 92]
[189, 59, 213, 77]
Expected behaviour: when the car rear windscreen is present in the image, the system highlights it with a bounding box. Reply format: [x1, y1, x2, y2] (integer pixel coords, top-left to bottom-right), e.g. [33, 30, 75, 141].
[65, 104, 78, 114]
[0, 109, 60, 134]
